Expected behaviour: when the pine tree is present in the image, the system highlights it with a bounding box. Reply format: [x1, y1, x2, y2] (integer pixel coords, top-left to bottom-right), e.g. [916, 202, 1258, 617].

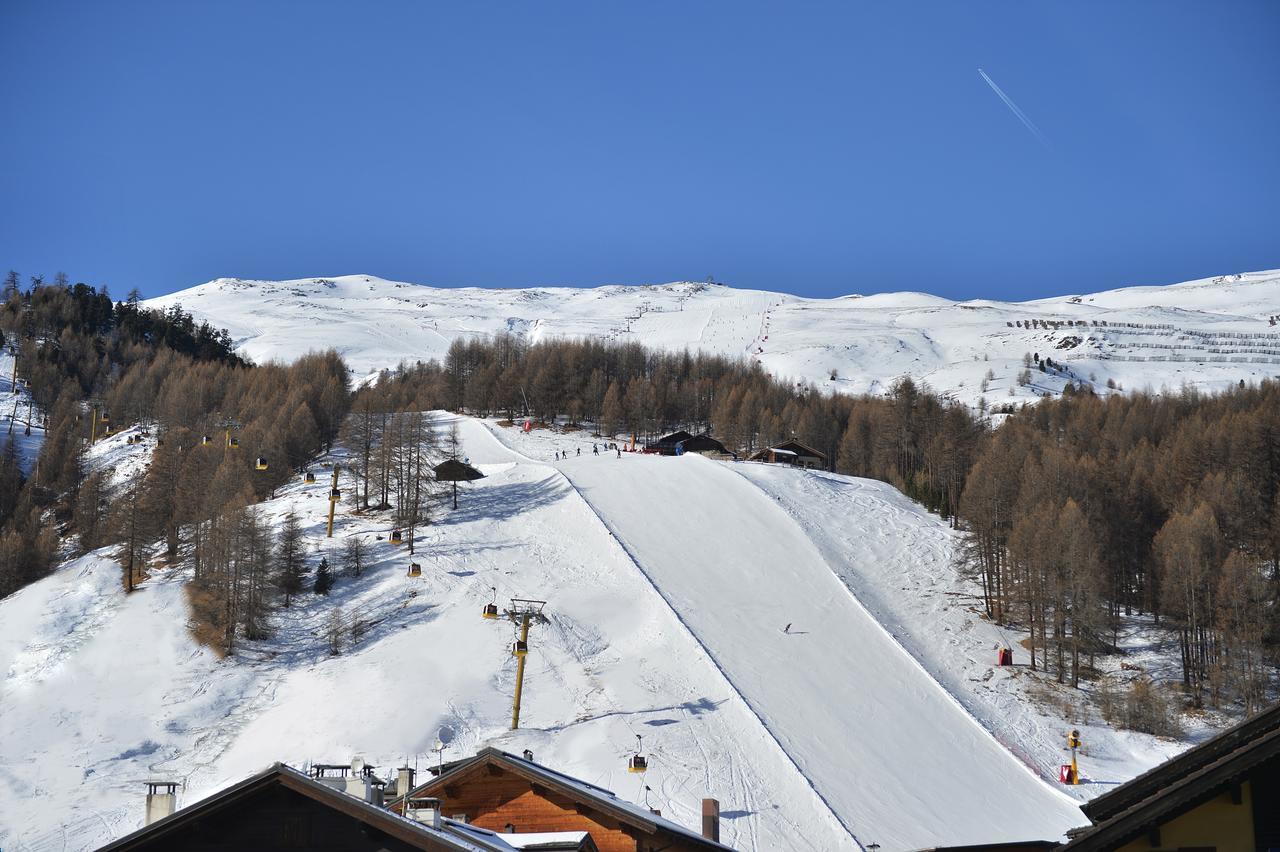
[314, 556, 333, 595]
[275, 510, 306, 607]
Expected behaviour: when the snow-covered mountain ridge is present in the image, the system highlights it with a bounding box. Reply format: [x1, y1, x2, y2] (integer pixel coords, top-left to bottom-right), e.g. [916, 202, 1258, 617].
[147, 270, 1280, 406]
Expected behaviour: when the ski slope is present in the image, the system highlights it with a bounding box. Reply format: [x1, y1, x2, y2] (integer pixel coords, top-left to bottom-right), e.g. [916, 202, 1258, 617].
[2, 416, 855, 852]
[479, 424, 1085, 848]
[146, 269, 1280, 407]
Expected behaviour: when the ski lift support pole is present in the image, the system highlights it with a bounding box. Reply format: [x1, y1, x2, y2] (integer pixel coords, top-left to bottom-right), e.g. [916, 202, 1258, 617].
[508, 599, 548, 730]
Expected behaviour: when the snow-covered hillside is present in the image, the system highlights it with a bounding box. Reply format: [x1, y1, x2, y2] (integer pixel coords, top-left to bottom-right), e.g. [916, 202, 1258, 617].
[147, 270, 1280, 406]
[0, 414, 1142, 852]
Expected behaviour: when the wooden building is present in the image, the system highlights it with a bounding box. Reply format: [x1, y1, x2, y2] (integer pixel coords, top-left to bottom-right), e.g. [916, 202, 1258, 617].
[747, 440, 825, 469]
[94, 763, 514, 851]
[644, 431, 731, 457]
[392, 748, 733, 852]
[1060, 700, 1280, 851]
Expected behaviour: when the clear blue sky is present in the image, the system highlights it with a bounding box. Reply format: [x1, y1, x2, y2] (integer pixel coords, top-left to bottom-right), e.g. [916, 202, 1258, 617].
[2, 2, 1278, 300]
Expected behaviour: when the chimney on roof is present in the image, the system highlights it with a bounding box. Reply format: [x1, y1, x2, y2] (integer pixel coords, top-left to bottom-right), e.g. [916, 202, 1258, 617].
[406, 796, 443, 830]
[702, 798, 720, 842]
[397, 766, 416, 798]
[144, 781, 179, 826]
[364, 777, 385, 807]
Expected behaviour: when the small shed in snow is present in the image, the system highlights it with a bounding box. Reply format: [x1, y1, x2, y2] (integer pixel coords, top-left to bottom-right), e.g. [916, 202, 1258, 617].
[748, 440, 826, 469]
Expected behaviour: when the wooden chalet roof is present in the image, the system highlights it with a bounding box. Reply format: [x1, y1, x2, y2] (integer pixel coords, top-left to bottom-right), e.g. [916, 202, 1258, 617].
[435, 459, 486, 482]
[1064, 701, 1280, 851]
[396, 748, 734, 851]
[96, 763, 510, 852]
[654, 430, 696, 445]
[769, 440, 826, 460]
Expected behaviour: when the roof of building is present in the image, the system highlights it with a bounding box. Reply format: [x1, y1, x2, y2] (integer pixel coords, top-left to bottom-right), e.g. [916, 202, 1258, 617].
[496, 830, 597, 851]
[1064, 701, 1280, 851]
[747, 440, 826, 461]
[654, 430, 696, 444]
[397, 747, 733, 851]
[435, 459, 486, 482]
[97, 763, 512, 852]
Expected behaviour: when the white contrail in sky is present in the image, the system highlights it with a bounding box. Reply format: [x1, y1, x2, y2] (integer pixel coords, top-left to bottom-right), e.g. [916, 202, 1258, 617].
[978, 68, 1051, 150]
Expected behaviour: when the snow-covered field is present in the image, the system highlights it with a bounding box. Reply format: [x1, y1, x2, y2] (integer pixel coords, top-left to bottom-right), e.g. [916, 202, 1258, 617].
[147, 270, 1280, 407]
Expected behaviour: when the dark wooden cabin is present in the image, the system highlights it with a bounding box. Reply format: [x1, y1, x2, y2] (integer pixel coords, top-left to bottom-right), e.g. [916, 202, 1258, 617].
[392, 748, 733, 852]
[95, 763, 508, 852]
[644, 431, 730, 457]
[747, 440, 826, 469]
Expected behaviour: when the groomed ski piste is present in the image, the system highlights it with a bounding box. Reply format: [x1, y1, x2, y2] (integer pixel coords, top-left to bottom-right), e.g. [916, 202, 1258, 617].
[0, 411, 1135, 852]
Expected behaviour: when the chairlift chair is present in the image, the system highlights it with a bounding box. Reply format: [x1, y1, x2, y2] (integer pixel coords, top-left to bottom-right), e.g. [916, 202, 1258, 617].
[408, 563, 422, 577]
[511, 639, 528, 657]
[628, 735, 648, 773]
[329, 488, 341, 501]
[390, 529, 403, 545]
[255, 457, 269, 471]
[482, 603, 499, 619]
[304, 471, 316, 483]
[200, 435, 212, 446]
[226, 436, 239, 448]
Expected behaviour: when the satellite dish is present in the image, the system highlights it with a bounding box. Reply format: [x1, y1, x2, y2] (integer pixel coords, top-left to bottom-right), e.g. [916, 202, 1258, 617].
[351, 756, 365, 775]
[433, 738, 445, 753]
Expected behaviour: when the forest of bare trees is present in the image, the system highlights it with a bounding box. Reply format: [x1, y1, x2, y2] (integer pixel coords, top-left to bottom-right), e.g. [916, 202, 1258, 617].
[960, 383, 1280, 714]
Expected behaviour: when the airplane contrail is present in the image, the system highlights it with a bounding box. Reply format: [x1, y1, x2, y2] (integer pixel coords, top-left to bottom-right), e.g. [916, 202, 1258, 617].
[978, 68, 1051, 150]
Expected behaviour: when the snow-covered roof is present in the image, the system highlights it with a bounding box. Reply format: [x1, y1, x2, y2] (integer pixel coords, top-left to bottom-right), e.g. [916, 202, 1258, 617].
[496, 830, 591, 849]
[766, 447, 798, 456]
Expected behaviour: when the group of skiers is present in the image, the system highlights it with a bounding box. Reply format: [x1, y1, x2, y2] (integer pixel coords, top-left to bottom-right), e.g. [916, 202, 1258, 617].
[553, 443, 621, 460]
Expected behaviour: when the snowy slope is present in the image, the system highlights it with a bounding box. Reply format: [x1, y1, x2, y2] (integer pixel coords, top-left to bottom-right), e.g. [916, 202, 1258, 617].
[2, 414, 1113, 851]
[480, 425, 1086, 849]
[146, 270, 1280, 407]
[0, 351, 45, 475]
[1, 416, 857, 852]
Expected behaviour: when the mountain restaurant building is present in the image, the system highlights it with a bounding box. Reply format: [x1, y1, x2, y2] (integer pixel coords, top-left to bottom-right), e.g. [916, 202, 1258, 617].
[747, 440, 826, 469]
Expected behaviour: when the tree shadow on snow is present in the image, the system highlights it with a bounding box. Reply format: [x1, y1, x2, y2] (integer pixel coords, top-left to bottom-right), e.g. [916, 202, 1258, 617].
[436, 476, 571, 526]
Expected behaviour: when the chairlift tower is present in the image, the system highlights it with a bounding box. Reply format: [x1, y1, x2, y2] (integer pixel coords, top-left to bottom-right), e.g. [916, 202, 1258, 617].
[501, 598, 549, 730]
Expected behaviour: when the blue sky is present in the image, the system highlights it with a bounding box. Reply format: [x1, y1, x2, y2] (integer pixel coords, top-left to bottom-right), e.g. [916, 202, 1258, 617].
[2, 2, 1277, 300]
